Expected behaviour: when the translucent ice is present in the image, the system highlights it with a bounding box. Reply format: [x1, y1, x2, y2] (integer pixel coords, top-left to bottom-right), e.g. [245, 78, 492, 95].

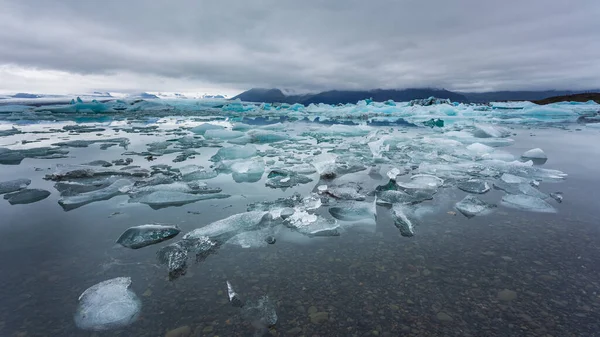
[0, 178, 31, 194]
[392, 204, 416, 237]
[265, 169, 313, 188]
[190, 123, 224, 135]
[329, 201, 376, 222]
[521, 148, 547, 159]
[285, 210, 340, 237]
[59, 179, 133, 211]
[455, 195, 496, 218]
[457, 180, 490, 194]
[116, 224, 181, 249]
[226, 281, 244, 308]
[4, 189, 50, 205]
[324, 185, 366, 201]
[74, 277, 141, 331]
[550, 192, 563, 203]
[397, 174, 444, 191]
[156, 236, 219, 279]
[204, 129, 245, 140]
[183, 211, 273, 241]
[241, 295, 278, 329]
[230, 158, 265, 183]
[210, 145, 258, 162]
[134, 191, 230, 209]
[501, 194, 556, 213]
[472, 124, 511, 138]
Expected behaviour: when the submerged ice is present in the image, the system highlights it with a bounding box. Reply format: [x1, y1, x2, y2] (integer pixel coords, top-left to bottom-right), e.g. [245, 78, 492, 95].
[74, 277, 141, 331]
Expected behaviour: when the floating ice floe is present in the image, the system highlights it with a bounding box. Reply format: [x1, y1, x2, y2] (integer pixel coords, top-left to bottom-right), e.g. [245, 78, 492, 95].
[74, 277, 141, 331]
[501, 194, 556, 213]
[4, 189, 51, 205]
[116, 224, 181, 249]
[455, 195, 497, 218]
[0, 178, 31, 194]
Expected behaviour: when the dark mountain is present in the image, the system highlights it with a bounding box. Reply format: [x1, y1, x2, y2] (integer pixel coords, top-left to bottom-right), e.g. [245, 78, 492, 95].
[533, 93, 600, 105]
[460, 90, 597, 103]
[11, 93, 43, 99]
[232, 88, 468, 104]
[233, 88, 289, 103]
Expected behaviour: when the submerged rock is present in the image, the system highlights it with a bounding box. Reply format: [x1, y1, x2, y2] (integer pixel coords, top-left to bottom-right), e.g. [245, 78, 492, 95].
[116, 224, 181, 249]
[0, 178, 31, 194]
[4, 188, 50, 205]
[74, 277, 141, 331]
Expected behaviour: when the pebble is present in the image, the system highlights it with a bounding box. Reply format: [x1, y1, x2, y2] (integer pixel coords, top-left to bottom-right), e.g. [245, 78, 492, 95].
[310, 312, 329, 324]
[286, 327, 302, 335]
[202, 326, 214, 333]
[498, 289, 518, 302]
[436, 312, 453, 322]
[165, 325, 191, 337]
[308, 306, 318, 314]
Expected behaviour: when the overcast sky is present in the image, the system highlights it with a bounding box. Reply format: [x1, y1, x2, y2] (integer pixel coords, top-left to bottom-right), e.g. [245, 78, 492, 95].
[1, 0, 599, 95]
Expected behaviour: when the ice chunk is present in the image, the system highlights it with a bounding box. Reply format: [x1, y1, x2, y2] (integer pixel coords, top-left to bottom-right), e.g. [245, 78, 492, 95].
[44, 165, 149, 181]
[210, 145, 257, 162]
[472, 124, 510, 138]
[116, 224, 181, 249]
[325, 186, 366, 201]
[397, 174, 444, 191]
[285, 210, 340, 237]
[58, 179, 133, 211]
[329, 201, 376, 222]
[492, 181, 521, 194]
[226, 227, 277, 248]
[466, 143, 494, 155]
[156, 236, 219, 280]
[227, 281, 244, 308]
[204, 129, 245, 140]
[4, 189, 50, 205]
[134, 191, 230, 209]
[521, 148, 547, 159]
[0, 178, 31, 194]
[52, 138, 129, 149]
[241, 295, 278, 329]
[455, 195, 496, 218]
[265, 169, 313, 188]
[230, 158, 265, 183]
[74, 277, 141, 331]
[179, 165, 218, 181]
[457, 179, 490, 194]
[517, 183, 548, 199]
[84, 160, 113, 167]
[550, 192, 563, 203]
[392, 204, 416, 237]
[247, 193, 303, 211]
[387, 168, 401, 180]
[500, 173, 528, 184]
[190, 123, 223, 135]
[501, 194, 556, 213]
[184, 211, 273, 240]
[0, 147, 69, 165]
[376, 189, 435, 206]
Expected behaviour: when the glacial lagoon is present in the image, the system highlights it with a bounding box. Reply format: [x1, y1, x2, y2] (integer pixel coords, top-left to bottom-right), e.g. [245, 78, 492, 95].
[0, 97, 599, 336]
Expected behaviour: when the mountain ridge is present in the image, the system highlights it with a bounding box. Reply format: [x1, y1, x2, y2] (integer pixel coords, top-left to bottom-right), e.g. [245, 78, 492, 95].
[233, 88, 599, 104]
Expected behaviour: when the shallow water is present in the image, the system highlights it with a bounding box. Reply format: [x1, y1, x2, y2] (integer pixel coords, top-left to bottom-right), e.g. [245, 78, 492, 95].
[0, 114, 599, 337]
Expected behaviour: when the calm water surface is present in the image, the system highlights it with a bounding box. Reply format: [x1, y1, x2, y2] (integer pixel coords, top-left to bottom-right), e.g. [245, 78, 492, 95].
[0, 123, 599, 337]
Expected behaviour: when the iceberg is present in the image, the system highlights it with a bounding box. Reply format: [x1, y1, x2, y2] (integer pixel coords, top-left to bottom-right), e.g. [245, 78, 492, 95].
[74, 277, 141, 331]
[210, 145, 258, 162]
[521, 148, 547, 159]
[230, 158, 265, 183]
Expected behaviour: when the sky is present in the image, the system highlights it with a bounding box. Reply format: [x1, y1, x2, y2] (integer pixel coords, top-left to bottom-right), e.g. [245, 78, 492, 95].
[1, 0, 599, 95]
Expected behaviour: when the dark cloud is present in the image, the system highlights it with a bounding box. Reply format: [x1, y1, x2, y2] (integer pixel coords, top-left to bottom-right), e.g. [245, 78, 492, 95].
[1, 0, 599, 93]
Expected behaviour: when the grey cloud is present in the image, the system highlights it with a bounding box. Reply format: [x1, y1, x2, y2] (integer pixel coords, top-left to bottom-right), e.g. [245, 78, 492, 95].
[0, 0, 599, 93]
